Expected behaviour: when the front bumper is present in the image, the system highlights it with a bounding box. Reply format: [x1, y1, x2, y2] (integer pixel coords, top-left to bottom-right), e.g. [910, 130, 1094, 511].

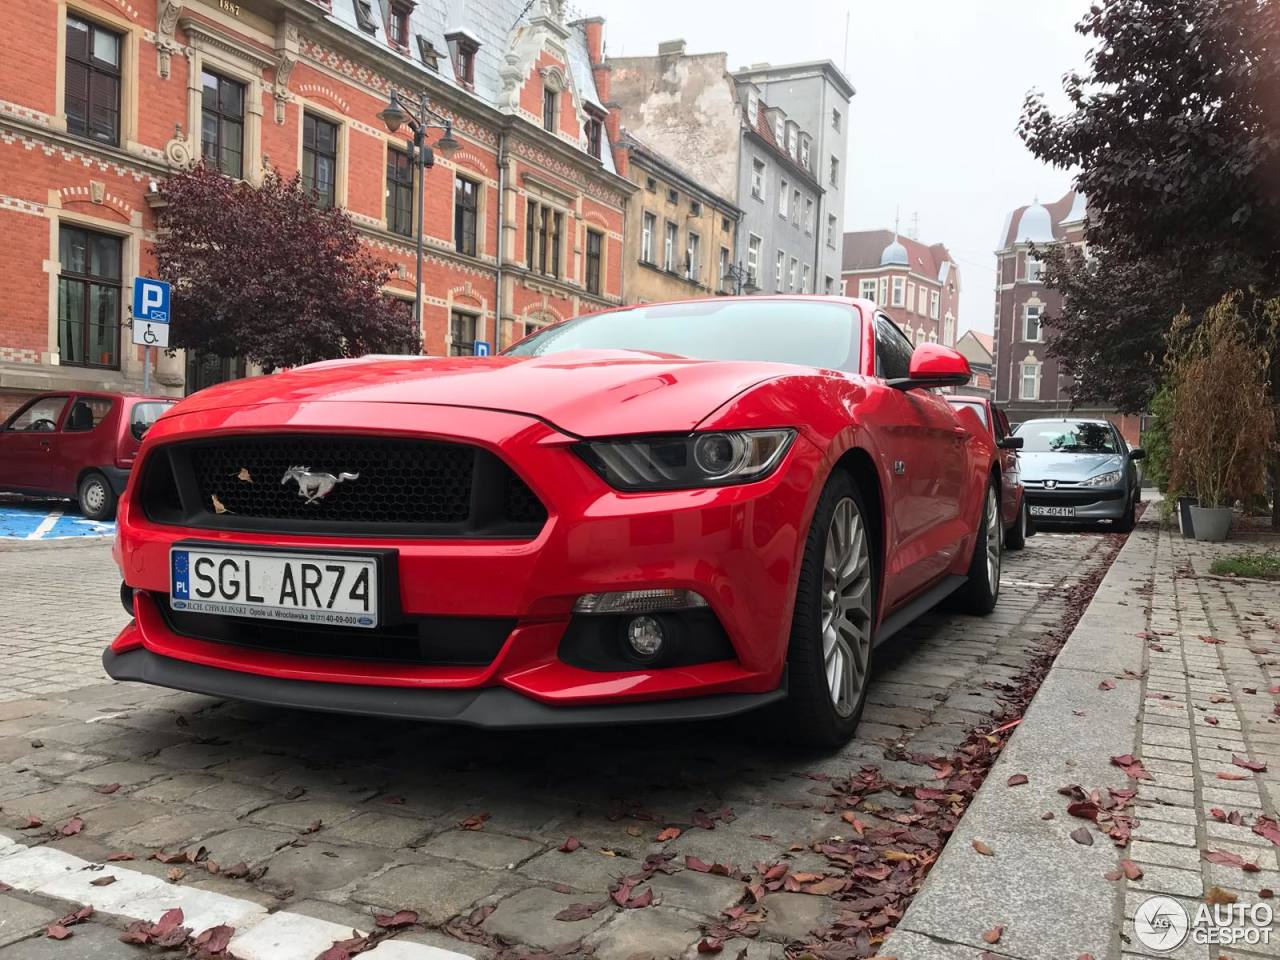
[1025, 485, 1126, 521]
[103, 647, 786, 727]
[109, 400, 820, 723]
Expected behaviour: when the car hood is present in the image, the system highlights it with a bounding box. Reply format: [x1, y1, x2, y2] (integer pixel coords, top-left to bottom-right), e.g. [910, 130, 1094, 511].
[166, 350, 803, 438]
[1020, 451, 1124, 483]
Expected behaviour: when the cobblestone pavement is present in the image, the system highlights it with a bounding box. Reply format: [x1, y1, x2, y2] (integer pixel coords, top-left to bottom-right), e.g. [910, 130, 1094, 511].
[1124, 523, 1280, 959]
[0, 531, 1117, 958]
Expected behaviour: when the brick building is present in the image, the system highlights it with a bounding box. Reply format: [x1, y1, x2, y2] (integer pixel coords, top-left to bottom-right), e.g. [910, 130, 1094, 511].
[841, 229, 960, 346]
[954, 329, 993, 399]
[0, 0, 631, 415]
[993, 189, 1141, 442]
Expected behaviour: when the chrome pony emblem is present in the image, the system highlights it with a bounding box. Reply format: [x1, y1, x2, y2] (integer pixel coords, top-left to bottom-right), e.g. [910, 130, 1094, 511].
[282, 466, 360, 504]
[1044, 480, 1058, 489]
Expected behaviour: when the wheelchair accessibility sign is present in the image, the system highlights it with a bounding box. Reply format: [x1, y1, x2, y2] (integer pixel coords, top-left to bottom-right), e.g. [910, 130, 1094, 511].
[132, 277, 171, 348]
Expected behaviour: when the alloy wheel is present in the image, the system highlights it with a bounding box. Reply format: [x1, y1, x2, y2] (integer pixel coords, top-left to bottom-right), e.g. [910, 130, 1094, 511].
[985, 487, 1001, 587]
[821, 497, 874, 718]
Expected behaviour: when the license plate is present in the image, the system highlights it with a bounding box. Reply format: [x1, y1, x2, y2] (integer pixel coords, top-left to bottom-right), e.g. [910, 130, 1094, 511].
[170, 547, 379, 628]
[1030, 505, 1075, 518]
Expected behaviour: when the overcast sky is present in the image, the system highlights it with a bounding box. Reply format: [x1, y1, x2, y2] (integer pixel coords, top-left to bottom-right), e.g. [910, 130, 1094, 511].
[587, 0, 1093, 334]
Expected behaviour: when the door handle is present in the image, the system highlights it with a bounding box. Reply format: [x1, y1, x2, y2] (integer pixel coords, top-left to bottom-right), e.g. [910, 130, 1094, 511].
[39, 439, 51, 447]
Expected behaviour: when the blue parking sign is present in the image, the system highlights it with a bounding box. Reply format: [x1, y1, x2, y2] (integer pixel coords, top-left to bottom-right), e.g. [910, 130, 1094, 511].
[133, 277, 171, 324]
[473, 340, 491, 356]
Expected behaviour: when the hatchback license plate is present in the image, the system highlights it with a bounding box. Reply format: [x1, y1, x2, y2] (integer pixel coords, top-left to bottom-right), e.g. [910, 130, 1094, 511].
[170, 547, 379, 628]
[1030, 505, 1075, 518]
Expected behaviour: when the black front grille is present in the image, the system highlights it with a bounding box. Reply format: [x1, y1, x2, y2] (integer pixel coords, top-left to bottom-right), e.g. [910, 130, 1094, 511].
[159, 599, 512, 666]
[141, 434, 547, 538]
[1026, 488, 1124, 506]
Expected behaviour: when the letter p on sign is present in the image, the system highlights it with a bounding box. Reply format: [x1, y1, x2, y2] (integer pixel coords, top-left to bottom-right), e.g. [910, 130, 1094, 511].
[132, 277, 171, 325]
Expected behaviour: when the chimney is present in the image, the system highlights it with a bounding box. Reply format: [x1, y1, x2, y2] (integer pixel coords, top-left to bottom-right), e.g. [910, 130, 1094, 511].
[657, 38, 686, 57]
[579, 16, 605, 65]
[606, 113, 626, 177]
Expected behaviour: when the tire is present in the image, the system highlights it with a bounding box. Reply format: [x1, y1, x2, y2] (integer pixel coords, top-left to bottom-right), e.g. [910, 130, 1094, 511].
[1005, 497, 1028, 551]
[78, 471, 117, 521]
[1113, 496, 1136, 533]
[783, 471, 878, 747]
[953, 479, 1002, 615]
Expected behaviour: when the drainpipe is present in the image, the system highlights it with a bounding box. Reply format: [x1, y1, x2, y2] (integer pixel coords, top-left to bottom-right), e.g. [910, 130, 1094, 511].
[494, 129, 507, 351]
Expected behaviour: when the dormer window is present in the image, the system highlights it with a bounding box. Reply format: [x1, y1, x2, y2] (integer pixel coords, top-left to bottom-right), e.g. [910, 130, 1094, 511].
[786, 125, 797, 158]
[584, 112, 603, 159]
[800, 137, 810, 167]
[445, 29, 479, 88]
[387, 3, 411, 49]
[416, 35, 440, 71]
[773, 115, 784, 144]
[746, 91, 758, 125]
[353, 0, 377, 34]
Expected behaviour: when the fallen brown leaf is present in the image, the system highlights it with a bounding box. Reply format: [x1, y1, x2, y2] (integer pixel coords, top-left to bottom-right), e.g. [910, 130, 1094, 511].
[46, 924, 72, 940]
[373, 910, 418, 928]
[59, 816, 84, 837]
[1120, 859, 1143, 880]
[1070, 827, 1094, 846]
[1098, 679, 1116, 691]
[971, 840, 994, 856]
[555, 900, 608, 922]
[656, 826, 682, 842]
[983, 924, 1004, 944]
[558, 836, 580, 853]
[1205, 886, 1238, 905]
[458, 812, 490, 831]
[94, 783, 120, 795]
[1007, 774, 1029, 787]
[90, 875, 117, 887]
[1233, 755, 1267, 772]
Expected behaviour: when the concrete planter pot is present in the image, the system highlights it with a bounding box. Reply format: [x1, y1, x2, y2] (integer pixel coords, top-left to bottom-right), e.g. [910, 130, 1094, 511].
[1189, 505, 1231, 542]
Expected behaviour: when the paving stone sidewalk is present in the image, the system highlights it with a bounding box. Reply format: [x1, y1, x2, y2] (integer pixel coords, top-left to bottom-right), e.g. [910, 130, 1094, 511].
[0, 531, 1116, 958]
[886, 512, 1280, 960]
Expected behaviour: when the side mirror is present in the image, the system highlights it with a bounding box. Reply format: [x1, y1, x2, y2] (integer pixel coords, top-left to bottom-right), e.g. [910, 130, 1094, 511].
[889, 344, 972, 391]
[1129, 448, 1146, 461]
[998, 436, 1024, 450]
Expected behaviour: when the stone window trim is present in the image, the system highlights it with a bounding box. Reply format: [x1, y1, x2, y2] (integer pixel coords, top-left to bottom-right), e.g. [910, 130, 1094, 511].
[296, 101, 348, 210]
[448, 307, 481, 356]
[53, 1, 142, 154]
[181, 18, 270, 186]
[1019, 356, 1042, 401]
[585, 228, 605, 296]
[454, 173, 482, 259]
[45, 208, 146, 380]
[1023, 300, 1044, 342]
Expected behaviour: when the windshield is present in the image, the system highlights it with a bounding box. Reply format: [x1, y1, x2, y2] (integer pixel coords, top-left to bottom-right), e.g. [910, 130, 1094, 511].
[505, 300, 861, 372]
[1015, 421, 1118, 454]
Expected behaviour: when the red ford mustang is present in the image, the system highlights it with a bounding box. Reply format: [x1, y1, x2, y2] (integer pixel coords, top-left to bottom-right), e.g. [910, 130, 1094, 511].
[106, 297, 1004, 745]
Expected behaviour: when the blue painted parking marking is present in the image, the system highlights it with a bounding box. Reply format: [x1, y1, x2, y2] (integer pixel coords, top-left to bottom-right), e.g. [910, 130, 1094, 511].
[0, 503, 115, 540]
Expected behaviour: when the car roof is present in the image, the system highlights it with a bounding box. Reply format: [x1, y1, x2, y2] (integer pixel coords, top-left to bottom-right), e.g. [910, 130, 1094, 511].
[31, 390, 174, 402]
[1019, 417, 1113, 426]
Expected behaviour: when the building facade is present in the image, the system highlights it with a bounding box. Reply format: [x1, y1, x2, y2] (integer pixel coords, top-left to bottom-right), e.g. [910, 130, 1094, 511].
[0, 0, 631, 416]
[994, 190, 1141, 442]
[841, 229, 960, 346]
[732, 60, 853, 295]
[612, 131, 741, 303]
[954, 329, 993, 399]
[607, 40, 835, 298]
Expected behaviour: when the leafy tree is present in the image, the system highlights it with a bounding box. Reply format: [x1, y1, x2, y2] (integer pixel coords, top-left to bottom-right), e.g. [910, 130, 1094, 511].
[154, 164, 420, 372]
[1019, 0, 1280, 523]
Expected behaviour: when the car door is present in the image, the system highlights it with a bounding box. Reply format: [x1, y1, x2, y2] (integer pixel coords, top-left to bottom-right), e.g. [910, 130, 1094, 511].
[869, 316, 965, 605]
[992, 405, 1021, 526]
[54, 395, 116, 495]
[0, 395, 70, 492]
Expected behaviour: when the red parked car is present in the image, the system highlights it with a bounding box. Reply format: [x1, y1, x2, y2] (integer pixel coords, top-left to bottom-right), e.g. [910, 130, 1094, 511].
[946, 395, 1030, 550]
[106, 298, 1006, 745]
[0, 391, 175, 520]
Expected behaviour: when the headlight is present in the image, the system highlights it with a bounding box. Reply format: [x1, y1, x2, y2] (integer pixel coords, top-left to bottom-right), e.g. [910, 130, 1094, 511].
[577, 429, 796, 491]
[1080, 469, 1123, 487]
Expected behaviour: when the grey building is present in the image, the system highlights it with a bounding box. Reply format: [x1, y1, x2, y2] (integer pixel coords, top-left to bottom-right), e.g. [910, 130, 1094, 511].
[734, 61, 855, 294]
[607, 41, 833, 295]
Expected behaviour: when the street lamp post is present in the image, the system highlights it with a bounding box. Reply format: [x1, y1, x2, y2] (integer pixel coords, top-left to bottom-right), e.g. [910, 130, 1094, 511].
[376, 90, 460, 342]
[723, 261, 760, 297]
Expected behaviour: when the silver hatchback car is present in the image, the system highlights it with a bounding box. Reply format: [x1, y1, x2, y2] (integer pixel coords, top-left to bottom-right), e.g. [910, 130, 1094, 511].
[1013, 418, 1144, 531]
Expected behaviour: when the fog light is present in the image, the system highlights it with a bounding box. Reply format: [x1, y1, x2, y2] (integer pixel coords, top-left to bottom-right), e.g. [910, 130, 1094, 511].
[626, 615, 665, 659]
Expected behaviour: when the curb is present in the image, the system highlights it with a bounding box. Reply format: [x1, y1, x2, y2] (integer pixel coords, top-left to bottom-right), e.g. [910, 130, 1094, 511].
[0, 833, 470, 960]
[881, 517, 1158, 959]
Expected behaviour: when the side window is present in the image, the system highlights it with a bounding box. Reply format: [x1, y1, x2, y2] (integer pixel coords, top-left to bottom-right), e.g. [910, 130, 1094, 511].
[873, 316, 914, 380]
[5, 396, 69, 432]
[129, 401, 174, 441]
[64, 397, 114, 432]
